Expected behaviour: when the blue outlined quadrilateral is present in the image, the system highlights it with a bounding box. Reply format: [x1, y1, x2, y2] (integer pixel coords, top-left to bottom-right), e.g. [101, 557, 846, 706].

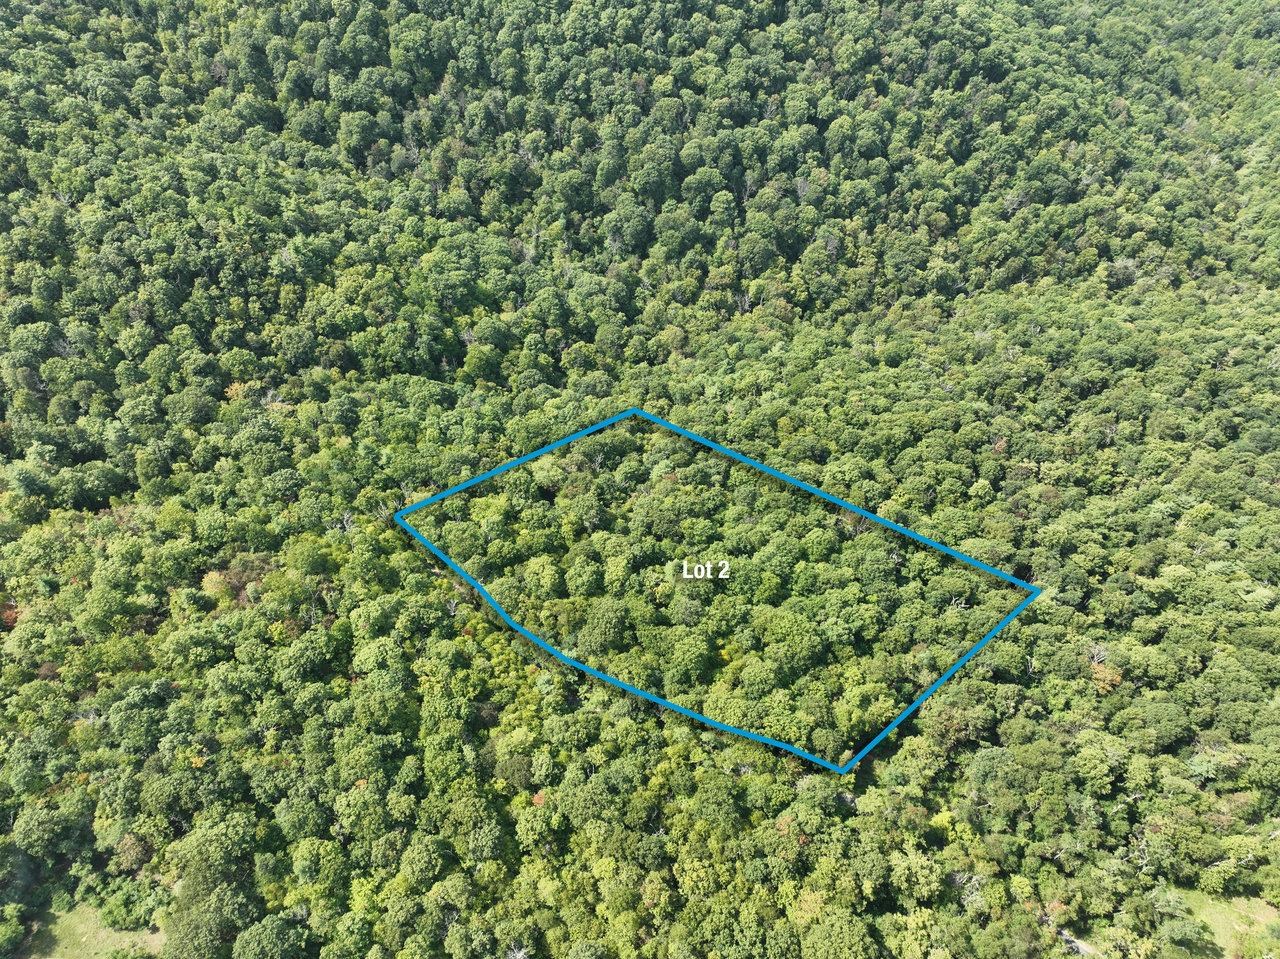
[394, 408, 1040, 774]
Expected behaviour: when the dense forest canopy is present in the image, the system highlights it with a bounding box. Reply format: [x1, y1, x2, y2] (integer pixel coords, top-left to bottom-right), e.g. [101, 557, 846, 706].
[412, 416, 1023, 767]
[1, 0, 1279, 957]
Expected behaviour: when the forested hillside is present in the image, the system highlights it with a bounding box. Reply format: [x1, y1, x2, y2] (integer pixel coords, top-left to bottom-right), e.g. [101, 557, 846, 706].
[411, 415, 1024, 768]
[1, 0, 1279, 957]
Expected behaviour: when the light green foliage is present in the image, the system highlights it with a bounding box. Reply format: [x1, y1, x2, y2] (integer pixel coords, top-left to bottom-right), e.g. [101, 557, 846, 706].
[1, 0, 1279, 956]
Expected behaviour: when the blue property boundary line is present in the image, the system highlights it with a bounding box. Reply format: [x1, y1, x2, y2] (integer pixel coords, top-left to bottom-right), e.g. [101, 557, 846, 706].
[395, 408, 1041, 774]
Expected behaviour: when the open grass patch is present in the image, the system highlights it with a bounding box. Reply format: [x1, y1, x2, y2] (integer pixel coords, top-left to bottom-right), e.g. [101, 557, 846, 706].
[20, 904, 163, 959]
[1180, 889, 1279, 957]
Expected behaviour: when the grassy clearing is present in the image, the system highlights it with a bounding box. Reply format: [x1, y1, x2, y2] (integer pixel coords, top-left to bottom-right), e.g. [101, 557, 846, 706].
[19, 904, 163, 959]
[1065, 891, 1278, 958]
[1180, 889, 1279, 956]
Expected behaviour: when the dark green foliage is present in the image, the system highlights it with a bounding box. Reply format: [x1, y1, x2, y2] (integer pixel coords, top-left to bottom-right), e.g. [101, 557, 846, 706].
[232, 914, 310, 959]
[1, 0, 1279, 956]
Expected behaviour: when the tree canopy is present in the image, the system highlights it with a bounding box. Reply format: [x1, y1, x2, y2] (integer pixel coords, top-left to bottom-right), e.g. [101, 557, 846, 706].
[1, 0, 1279, 956]
[414, 418, 1023, 766]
